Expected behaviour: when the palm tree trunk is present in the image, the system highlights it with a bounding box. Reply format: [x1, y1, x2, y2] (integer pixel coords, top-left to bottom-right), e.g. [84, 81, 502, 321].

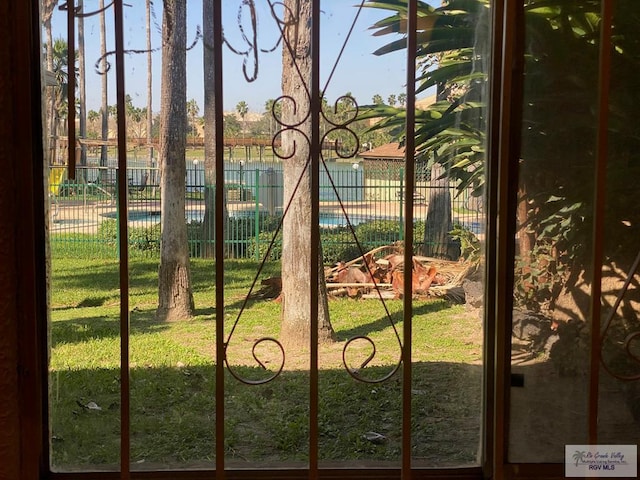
[43, 1, 56, 163]
[279, 0, 334, 347]
[146, 0, 154, 189]
[99, 0, 108, 179]
[156, 0, 194, 322]
[77, 0, 87, 172]
[202, 0, 228, 258]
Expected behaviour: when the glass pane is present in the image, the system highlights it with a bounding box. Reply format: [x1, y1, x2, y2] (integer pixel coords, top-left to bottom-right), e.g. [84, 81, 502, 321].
[598, 0, 640, 447]
[316, 1, 406, 468]
[509, 1, 600, 462]
[125, 1, 217, 471]
[408, 1, 488, 467]
[45, 0, 487, 473]
[46, 0, 122, 471]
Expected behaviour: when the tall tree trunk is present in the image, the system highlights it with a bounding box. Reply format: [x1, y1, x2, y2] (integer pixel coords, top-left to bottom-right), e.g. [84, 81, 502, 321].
[99, 0, 108, 177]
[201, 0, 228, 258]
[423, 162, 459, 259]
[422, 80, 459, 260]
[156, 0, 194, 322]
[42, 1, 57, 163]
[77, 0, 87, 172]
[146, 0, 153, 170]
[280, 0, 334, 347]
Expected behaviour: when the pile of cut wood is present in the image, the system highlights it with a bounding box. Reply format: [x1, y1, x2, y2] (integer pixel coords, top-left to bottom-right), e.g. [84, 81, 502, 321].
[252, 245, 472, 302]
[324, 245, 469, 301]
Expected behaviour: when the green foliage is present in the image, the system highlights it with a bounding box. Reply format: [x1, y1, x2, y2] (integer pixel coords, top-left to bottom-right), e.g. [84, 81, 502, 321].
[98, 219, 160, 253]
[514, 240, 565, 312]
[247, 219, 426, 263]
[450, 224, 481, 263]
[223, 114, 241, 137]
[363, 0, 640, 311]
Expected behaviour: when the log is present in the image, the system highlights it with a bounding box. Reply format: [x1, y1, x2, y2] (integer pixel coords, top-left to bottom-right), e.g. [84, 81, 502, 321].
[326, 282, 392, 288]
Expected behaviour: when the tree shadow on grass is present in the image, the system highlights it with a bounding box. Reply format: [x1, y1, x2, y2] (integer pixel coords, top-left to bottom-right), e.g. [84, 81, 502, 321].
[50, 309, 172, 348]
[53, 357, 638, 471]
[335, 299, 456, 341]
[49, 361, 482, 471]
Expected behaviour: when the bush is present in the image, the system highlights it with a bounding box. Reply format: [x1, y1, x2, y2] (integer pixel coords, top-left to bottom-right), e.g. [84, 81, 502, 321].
[98, 219, 160, 253]
[246, 220, 426, 264]
[247, 231, 283, 261]
[96, 216, 427, 262]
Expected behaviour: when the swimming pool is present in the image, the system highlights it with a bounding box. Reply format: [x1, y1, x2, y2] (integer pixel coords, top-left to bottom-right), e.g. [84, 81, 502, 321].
[101, 209, 373, 227]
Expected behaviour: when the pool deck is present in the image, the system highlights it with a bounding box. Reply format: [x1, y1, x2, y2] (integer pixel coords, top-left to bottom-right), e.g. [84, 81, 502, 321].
[49, 197, 482, 235]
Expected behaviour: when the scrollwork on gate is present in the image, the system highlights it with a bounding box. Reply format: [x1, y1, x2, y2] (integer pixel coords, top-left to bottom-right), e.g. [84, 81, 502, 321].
[222, 0, 404, 385]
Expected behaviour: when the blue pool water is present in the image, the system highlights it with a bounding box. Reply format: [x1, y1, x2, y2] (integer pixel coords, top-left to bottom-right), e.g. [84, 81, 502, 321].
[102, 210, 483, 234]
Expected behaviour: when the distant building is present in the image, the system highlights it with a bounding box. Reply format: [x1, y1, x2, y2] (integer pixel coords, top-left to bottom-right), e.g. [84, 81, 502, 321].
[357, 142, 428, 182]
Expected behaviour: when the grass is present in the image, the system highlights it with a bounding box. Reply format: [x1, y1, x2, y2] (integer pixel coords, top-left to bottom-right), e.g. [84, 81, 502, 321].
[49, 257, 483, 471]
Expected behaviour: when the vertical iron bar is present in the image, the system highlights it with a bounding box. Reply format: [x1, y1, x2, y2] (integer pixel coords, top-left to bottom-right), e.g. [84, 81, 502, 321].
[310, 0, 321, 477]
[213, 1, 226, 477]
[66, 0, 76, 179]
[493, 0, 525, 474]
[255, 169, 260, 261]
[483, 0, 506, 475]
[113, 0, 130, 477]
[588, 0, 614, 445]
[402, 1, 417, 477]
[398, 169, 404, 241]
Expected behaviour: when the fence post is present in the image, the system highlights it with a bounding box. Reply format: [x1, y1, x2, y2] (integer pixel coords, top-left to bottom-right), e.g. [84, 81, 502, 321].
[399, 167, 404, 241]
[255, 169, 260, 260]
[115, 177, 121, 256]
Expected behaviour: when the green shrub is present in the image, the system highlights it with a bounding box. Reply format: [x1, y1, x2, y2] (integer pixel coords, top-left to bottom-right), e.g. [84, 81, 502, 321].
[98, 218, 160, 253]
[97, 218, 118, 242]
[247, 231, 283, 261]
[450, 224, 481, 262]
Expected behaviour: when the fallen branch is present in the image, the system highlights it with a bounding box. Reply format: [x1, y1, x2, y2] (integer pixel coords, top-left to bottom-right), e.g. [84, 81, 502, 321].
[326, 282, 392, 289]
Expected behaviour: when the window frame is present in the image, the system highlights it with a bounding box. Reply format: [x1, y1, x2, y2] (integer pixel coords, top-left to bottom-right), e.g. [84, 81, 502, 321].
[10, 0, 605, 478]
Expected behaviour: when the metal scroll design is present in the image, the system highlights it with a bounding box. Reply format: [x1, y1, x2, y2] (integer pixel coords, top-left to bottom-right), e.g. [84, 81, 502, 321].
[223, 99, 309, 385]
[89, 1, 201, 75]
[222, 0, 288, 82]
[225, 0, 403, 385]
[600, 249, 640, 381]
[319, 96, 403, 384]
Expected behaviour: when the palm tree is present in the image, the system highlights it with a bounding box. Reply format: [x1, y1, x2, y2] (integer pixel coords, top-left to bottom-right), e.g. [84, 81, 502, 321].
[235, 100, 248, 142]
[387, 93, 396, 106]
[264, 98, 280, 140]
[366, 0, 640, 318]
[201, 0, 227, 258]
[156, 0, 194, 322]
[41, 0, 58, 73]
[186, 98, 200, 145]
[124, 95, 146, 147]
[50, 38, 72, 158]
[87, 109, 100, 137]
[363, 1, 488, 260]
[572, 450, 586, 467]
[77, 0, 88, 170]
[146, 0, 154, 172]
[41, 0, 59, 158]
[99, 0, 108, 175]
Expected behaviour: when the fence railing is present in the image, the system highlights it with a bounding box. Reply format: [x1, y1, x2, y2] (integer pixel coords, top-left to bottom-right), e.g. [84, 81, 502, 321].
[48, 163, 484, 261]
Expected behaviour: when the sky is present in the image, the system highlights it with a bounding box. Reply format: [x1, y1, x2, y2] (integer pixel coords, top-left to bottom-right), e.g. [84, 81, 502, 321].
[50, 1, 419, 115]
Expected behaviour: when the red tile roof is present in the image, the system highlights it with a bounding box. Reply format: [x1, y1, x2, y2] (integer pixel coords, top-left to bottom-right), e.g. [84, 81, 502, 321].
[358, 142, 406, 160]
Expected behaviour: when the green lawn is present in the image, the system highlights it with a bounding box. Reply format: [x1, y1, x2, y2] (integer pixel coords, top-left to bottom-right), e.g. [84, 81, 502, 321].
[49, 257, 483, 470]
